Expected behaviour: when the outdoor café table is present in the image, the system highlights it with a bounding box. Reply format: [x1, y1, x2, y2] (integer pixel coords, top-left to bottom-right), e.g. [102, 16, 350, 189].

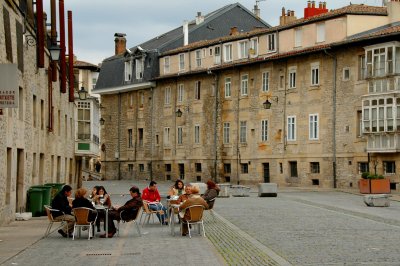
[168, 203, 180, 236]
[94, 205, 109, 238]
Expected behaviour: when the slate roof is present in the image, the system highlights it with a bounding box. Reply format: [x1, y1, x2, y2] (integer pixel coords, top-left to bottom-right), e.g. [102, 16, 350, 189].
[95, 3, 270, 91]
[74, 60, 100, 70]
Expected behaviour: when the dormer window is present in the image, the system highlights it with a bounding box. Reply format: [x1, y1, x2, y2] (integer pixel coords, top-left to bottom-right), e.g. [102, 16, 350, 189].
[195, 50, 202, 67]
[238, 41, 248, 59]
[316, 23, 325, 43]
[214, 46, 221, 64]
[179, 53, 185, 71]
[135, 58, 143, 79]
[295, 28, 302, 48]
[250, 37, 258, 57]
[267, 33, 276, 52]
[164, 56, 170, 74]
[223, 43, 232, 62]
[124, 60, 132, 81]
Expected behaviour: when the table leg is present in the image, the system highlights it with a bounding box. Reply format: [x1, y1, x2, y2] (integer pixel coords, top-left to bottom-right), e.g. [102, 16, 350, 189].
[105, 208, 108, 238]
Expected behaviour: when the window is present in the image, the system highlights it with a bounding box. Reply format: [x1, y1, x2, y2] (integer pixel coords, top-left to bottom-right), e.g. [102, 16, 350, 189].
[124, 61, 132, 81]
[224, 163, 231, 173]
[225, 77, 231, 98]
[358, 162, 369, 174]
[343, 67, 350, 81]
[289, 67, 297, 89]
[3, 8, 12, 62]
[164, 57, 170, 73]
[289, 161, 298, 177]
[262, 72, 269, 92]
[214, 46, 221, 64]
[139, 91, 145, 108]
[359, 55, 366, 80]
[241, 74, 248, 96]
[164, 127, 170, 145]
[194, 81, 201, 100]
[384, 161, 396, 174]
[295, 28, 302, 47]
[311, 63, 320, 86]
[138, 128, 143, 147]
[279, 74, 285, 88]
[223, 43, 232, 62]
[316, 23, 325, 43]
[16, 21, 23, 72]
[287, 116, 296, 141]
[309, 114, 319, 140]
[194, 125, 200, 144]
[195, 163, 202, 172]
[128, 129, 133, 148]
[365, 44, 399, 78]
[77, 102, 91, 140]
[209, 48, 213, 56]
[177, 127, 183, 144]
[267, 33, 276, 52]
[238, 41, 248, 59]
[195, 50, 202, 67]
[241, 163, 248, 174]
[179, 53, 185, 71]
[223, 122, 230, 144]
[165, 164, 172, 172]
[33, 95, 37, 128]
[139, 164, 144, 172]
[165, 87, 171, 104]
[357, 110, 362, 137]
[177, 84, 184, 102]
[250, 37, 258, 57]
[310, 162, 320, 173]
[135, 58, 143, 79]
[128, 164, 133, 173]
[362, 98, 396, 133]
[261, 120, 268, 141]
[240, 121, 247, 143]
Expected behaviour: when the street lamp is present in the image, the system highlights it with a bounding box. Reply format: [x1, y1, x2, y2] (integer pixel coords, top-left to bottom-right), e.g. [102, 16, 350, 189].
[48, 45, 61, 61]
[99, 117, 105, 125]
[263, 96, 278, 109]
[175, 108, 183, 117]
[78, 86, 88, 100]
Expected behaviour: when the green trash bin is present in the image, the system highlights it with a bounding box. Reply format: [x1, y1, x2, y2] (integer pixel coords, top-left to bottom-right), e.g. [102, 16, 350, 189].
[28, 188, 44, 217]
[45, 183, 66, 200]
[30, 185, 52, 209]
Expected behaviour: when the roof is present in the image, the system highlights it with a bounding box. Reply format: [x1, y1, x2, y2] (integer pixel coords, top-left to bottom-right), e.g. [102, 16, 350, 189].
[74, 60, 100, 71]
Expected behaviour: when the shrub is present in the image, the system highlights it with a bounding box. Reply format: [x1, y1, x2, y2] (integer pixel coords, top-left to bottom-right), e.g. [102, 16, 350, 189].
[361, 172, 370, 179]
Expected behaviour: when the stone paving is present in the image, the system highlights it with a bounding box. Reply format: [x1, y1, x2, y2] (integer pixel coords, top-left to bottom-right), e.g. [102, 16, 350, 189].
[2, 180, 400, 265]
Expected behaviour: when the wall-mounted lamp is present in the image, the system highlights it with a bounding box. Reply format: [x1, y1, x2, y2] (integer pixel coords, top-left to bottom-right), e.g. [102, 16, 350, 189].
[263, 96, 278, 109]
[175, 106, 189, 117]
[99, 117, 105, 125]
[78, 86, 88, 100]
[48, 45, 61, 61]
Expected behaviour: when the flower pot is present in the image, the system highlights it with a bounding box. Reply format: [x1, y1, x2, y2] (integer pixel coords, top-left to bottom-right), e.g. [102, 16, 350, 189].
[370, 178, 390, 194]
[359, 179, 370, 194]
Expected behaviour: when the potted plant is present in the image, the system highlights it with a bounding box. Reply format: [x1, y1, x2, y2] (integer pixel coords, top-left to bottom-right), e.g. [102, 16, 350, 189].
[358, 172, 391, 194]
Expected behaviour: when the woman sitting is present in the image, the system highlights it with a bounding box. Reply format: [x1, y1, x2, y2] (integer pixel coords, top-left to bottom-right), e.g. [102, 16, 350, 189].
[88, 186, 99, 201]
[93, 186, 112, 232]
[168, 179, 185, 199]
[201, 180, 220, 209]
[72, 188, 97, 222]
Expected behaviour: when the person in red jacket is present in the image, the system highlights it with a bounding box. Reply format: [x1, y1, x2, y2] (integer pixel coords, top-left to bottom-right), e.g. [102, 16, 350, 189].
[142, 181, 168, 225]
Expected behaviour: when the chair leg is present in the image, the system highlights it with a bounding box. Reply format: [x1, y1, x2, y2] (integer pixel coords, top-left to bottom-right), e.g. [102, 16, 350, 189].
[72, 226, 76, 240]
[134, 221, 141, 236]
[188, 223, 192, 238]
[44, 222, 53, 237]
[201, 222, 206, 237]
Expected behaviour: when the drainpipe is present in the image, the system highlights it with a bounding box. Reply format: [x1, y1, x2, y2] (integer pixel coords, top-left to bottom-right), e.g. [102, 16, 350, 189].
[118, 93, 121, 180]
[237, 69, 241, 185]
[208, 70, 219, 182]
[150, 87, 154, 181]
[324, 49, 337, 188]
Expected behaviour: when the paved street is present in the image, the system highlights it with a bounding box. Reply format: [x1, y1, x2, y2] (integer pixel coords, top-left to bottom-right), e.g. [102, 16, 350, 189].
[1, 180, 400, 265]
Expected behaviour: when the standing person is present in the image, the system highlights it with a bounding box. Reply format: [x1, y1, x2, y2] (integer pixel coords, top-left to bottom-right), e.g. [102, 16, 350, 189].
[178, 185, 208, 236]
[72, 188, 97, 222]
[142, 181, 168, 225]
[100, 186, 143, 238]
[168, 179, 185, 198]
[202, 180, 220, 209]
[51, 185, 75, 237]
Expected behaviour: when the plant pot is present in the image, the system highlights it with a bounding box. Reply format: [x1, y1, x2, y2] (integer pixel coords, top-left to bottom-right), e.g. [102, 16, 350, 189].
[359, 179, 370, 194]
[370, 178, 390, 194]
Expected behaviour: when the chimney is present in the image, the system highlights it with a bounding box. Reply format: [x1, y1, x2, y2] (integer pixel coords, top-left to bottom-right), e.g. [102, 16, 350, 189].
[304, 0, 328, 19]
[387, 0, 400, 23]
[229, 26, 239, 36]
[253, 4, 260, 18]
[280, 7, 297, 25]
[114, 33, 126, 56]
[183, 20, 189, 46]
[196, 12, 204, 25]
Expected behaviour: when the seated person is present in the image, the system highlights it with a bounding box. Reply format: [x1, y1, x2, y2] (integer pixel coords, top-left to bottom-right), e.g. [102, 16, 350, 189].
[167, 179, 185, 198]
[142, 181, 168, 225]
[72, 188, 97, 222]
[51, 185, 75, 238]
[88, 186, 99, 201]
[173, 183, 192, 204]
[93, 186, 112, 232]
[178, 185, 208, 236]
[100, 186, 143, 238]
[201, 180, 220, 209]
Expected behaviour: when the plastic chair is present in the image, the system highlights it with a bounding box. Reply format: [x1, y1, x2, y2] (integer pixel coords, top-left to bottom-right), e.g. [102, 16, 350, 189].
[117, 207, 142, 237]
[140, 201, 163, 226]
[43, 205, 68, 238]
[72, 207, 97, 240]
[180, 205, 206, 238]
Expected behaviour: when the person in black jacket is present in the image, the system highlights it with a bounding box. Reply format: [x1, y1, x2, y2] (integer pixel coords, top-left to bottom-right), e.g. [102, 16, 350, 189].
[72, 188, 97, 222]
[51, 185, 75, 237]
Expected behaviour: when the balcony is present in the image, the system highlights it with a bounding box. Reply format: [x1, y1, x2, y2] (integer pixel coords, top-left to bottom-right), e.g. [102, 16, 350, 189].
[366, 133, 400, 153]
[368, 77, 400, 94]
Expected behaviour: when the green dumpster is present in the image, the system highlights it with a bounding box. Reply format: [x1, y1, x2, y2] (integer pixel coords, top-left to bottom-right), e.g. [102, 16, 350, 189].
[30, 185, 52, 208]
[28, 188, 44, 217]
[45, 183, 65, 200]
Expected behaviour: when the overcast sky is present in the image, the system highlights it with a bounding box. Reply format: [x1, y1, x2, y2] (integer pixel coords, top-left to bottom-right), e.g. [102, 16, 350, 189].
[44, 0, 385, 65]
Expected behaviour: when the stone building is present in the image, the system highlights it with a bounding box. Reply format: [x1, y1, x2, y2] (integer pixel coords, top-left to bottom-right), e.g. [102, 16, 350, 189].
[0, 0, 77, 224]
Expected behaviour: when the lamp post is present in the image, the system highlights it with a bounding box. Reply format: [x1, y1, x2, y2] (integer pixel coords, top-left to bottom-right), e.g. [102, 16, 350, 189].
[78, 86, 88, 100]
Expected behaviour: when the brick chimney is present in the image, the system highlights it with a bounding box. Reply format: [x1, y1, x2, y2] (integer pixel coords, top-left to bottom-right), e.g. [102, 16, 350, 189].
[114, 33, 126, 56]
[279, 7, 297, 26]
[304, 1, 328, 19]
[229, 26, 239, 36]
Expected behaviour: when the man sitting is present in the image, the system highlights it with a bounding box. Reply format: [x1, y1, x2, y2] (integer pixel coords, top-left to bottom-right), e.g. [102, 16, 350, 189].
[51, 185, 75, 237]
[142, 181, 168, 225]
[100, 186, 143, 238]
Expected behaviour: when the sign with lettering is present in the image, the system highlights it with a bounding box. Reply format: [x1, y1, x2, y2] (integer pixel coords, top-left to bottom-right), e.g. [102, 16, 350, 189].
[0, 64, 18, 108]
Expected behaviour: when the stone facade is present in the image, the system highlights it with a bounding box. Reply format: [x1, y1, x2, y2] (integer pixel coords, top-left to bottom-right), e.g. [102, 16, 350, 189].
[0, 1, 76, 224]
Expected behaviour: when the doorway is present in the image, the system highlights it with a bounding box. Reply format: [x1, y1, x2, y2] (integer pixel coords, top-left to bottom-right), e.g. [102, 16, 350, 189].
[178, 163, 185, 180]
[263, 163, 270, 183]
